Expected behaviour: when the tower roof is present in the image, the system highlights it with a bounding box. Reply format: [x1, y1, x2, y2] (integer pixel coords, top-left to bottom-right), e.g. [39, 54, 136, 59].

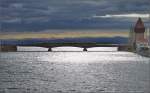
[134, 18, 145, 33]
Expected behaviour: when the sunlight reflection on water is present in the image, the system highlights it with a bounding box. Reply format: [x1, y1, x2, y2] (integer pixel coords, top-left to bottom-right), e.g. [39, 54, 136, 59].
[52, 47, 118, 51]
[18, 46, 118, 52]
[40, 52, 149, 64]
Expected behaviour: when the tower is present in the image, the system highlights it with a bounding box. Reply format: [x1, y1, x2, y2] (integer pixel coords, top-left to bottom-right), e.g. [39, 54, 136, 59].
[133, 18, 148, 49]
[134, 18, 145, 42]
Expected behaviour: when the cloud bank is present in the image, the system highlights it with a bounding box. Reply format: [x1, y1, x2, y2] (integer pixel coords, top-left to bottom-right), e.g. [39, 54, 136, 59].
[0, 0, 150, 31]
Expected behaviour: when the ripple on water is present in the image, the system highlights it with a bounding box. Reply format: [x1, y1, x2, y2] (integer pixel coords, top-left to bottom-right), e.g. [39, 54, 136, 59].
[0, 52, 149, 93]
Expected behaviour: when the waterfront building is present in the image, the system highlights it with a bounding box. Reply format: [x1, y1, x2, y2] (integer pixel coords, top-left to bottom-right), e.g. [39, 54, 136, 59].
[130, 18, 148, 50]
[148, 28, 150, 46]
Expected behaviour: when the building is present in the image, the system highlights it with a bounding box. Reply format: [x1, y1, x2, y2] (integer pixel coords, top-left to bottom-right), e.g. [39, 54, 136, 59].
[130, 18, 148, 50]
[148, 28, 150, 46]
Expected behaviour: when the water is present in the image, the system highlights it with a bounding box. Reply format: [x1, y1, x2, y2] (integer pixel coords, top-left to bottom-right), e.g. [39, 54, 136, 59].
[0, 51, 150, 93]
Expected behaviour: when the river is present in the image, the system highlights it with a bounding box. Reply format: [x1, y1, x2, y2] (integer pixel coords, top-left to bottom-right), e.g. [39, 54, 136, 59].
[0, 51, 150, 93]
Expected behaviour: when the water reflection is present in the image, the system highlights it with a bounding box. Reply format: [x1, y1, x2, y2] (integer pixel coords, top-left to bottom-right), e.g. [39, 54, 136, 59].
[52, 47, 83, 51]
[17, 46, 118, 52]
[40, 52, 149, 63]
[17, 46, 49, 51]
[52, 47, 118, 51]
[0, 50, 150, 93]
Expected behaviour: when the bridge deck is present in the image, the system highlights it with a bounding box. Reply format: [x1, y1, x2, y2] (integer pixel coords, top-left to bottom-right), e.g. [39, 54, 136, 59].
[0, 43, 130, 52]
[30, 43, 129, 51]
[30, 43, 127, 48]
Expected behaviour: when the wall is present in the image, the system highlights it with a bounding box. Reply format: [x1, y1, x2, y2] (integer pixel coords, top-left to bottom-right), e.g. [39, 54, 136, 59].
[0, 45, 17, 52]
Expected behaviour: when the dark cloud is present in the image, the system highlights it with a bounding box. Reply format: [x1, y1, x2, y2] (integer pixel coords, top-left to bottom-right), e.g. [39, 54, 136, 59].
[0, 0, 150, 31]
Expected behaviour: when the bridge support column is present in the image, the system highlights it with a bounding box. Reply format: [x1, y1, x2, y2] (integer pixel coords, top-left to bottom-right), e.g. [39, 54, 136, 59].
[83, 47, 87, 51]
[48, 47, 52, 51]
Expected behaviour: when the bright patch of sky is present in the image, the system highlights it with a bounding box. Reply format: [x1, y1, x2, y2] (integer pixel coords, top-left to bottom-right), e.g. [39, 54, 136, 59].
[93, 13, 150, 18]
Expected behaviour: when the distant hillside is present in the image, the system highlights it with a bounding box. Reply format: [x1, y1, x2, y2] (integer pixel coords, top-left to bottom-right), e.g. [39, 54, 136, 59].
[1, 37, 128, 45]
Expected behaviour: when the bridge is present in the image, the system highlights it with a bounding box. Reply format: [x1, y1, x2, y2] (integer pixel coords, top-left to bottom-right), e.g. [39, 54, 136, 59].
[26, 43, 130, 51]
[0, 43, 131, 52]
[0, 43, 132, 52]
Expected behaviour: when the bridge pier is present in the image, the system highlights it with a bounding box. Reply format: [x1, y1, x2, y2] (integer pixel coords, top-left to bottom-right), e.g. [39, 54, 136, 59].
[83, 47, 87, 51]
[48, 47, 52, 51]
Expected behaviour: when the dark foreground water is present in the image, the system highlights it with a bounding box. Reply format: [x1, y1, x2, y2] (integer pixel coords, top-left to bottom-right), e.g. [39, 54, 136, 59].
[0, 52, 150, 93]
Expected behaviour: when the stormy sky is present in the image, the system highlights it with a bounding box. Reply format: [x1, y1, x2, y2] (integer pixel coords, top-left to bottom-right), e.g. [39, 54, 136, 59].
[0, 0, 150, 32]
